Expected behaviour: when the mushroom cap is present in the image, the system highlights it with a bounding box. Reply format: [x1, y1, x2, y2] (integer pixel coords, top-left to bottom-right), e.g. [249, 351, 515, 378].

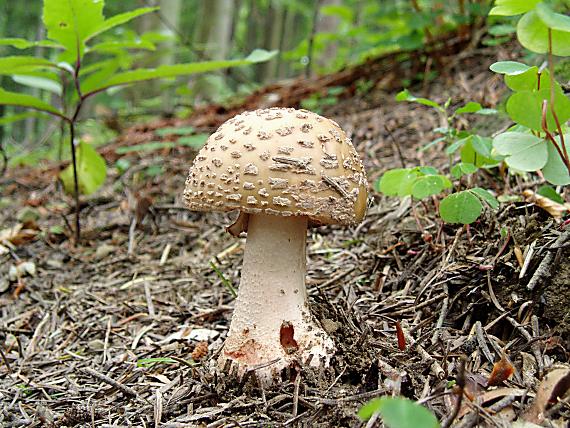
[183, 107, 368, 226]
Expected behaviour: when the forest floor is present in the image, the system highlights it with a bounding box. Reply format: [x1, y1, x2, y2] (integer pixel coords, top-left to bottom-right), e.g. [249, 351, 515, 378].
[1, 37, 569, 427]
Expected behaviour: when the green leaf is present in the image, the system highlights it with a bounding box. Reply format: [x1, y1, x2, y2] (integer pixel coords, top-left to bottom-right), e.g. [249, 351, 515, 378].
[460, 136, 501, 167]
[535, 3, 570, 32]
[411, 175, 451, 200]
[144, 165, 163, 177]
[87, 39, 156, 53]
[537, 185, 564, 204]
[0, 38, 62, 49]
[377, 168, 419, 197]
[115, 158, 131, 174]
[418, 166, 439, 175]
[115, 141, 175, 154]
[470, 188, 499, 209]
[504, 66, 540, 91]
[493, 132, 547, 171]
[43, 0, 105, 60]
[421, 136, 446, 151]
[82, 50, 277, 94]
[489, 0, 540, 16]
[59, 142, 107, 195]
[471, 136, 495, 158]
[517, 11, 570, 56]
[178, 134, 208, 149]
[506, 87, 570, 131]
[0, 56, 60, 76]
[12, 75, 62, 95]
[245, 49, 279, 63]
[115, 134, 208, 154]
[0, 87, 66, 119]
[87, 7, 158, 42]
[395, 89, 441, 109]
[456, 102, 482, 114]
[488, 24, 516, 36]
[476, 108, 498, 115]
[358, 397, 439, 428]
[155, 126, 195, 136]
[79, 60, 120, 94]
[440, 191, 483, 224]
[446, 136, 471, 155]
[451, 162, 478, 178]
[542, 136, 570, 185]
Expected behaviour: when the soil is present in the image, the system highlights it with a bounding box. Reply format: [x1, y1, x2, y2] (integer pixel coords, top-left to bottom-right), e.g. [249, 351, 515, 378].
[1, 36, 569, 427]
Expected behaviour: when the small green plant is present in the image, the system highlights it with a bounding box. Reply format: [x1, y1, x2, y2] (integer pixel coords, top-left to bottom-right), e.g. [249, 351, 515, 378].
[378, 91, 500, 225]
[0, 0, 275, 242]
[358, 396, 440, 428]
[489, 1, 570, 186]
[210, 260, 237, 298]
[379, 0, 570, 225]
[300, 86, 344, 113]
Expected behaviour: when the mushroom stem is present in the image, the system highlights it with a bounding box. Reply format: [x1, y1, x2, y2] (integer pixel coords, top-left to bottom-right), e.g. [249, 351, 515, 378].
[220, 213, 334, 383]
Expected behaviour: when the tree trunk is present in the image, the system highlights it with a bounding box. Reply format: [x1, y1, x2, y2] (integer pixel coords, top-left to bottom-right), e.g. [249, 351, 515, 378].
[315, 0, 341, 70]
[159, 0, 182, 66]
[245, 0, 260, 55]
[192, 0, 235, 102]
[24, 14, 45, 146]
[136, 0, 182, 110]
[259, 0, 285, 83]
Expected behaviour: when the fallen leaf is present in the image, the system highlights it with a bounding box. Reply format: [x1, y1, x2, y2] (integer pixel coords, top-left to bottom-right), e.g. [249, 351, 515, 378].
[488, 353, 516, 386]
[189, 328, 220, 341]
[148, 374, 171, 384]
[458, 387, 527, 418]
[522, 190, 570, 218]
[512, 421, 542, 427]
[0, 224, 38, 246]
[514, 246, 524, 268]
[524, 365, 570, 424]
[8, 261, 36, 281]
[94, 244, 116, 260]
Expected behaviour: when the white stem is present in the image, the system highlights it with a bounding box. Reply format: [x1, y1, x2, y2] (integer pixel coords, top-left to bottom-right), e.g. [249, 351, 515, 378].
[220, 214, 334, 381]
[231, 214, 308, 336]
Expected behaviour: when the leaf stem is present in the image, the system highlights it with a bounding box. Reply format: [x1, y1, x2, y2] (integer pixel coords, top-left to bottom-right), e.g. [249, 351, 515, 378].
[69, 53, 86, 243]
[68, 121, 80, 243]
[541, 101, 570, 174]
[547, 29, 568, 165]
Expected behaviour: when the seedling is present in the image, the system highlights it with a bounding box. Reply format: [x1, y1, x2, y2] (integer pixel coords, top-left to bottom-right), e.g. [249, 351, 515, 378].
[0, 0, 276, 242]
[379, 92, 500, 225]
[358, 396, 439, 428]
[379, 0, 570, 225]
[489, 1, 570, 185]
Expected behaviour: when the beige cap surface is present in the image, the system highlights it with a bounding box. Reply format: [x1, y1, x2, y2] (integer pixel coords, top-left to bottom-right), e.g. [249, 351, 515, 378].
[183, 107, 368, 225]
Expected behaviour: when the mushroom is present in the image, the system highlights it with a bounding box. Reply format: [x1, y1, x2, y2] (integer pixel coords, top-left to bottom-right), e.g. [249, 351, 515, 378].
[183, 107, 368, 384]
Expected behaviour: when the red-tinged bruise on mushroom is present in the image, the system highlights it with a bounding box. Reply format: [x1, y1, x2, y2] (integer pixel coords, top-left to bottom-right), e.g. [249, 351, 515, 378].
[183, 107, 368, 385]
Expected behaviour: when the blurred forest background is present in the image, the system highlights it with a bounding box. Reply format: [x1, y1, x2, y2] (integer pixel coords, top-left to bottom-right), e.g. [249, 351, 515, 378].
[0, 0, 496, 168]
